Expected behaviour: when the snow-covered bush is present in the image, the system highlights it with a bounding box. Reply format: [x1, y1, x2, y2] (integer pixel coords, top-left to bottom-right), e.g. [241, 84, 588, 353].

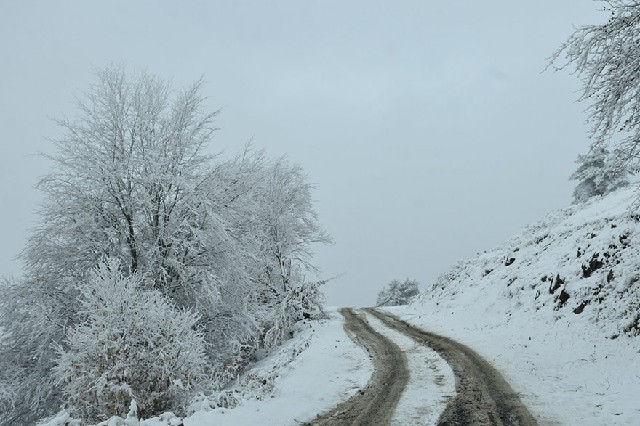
[262, 280, 326, 350]
[35, 409, 82, 426]
[52, 259, 208, 422]
[570, 144, 630, 204]
[0, 276, 67, 425]
[376, 279, 420, 307]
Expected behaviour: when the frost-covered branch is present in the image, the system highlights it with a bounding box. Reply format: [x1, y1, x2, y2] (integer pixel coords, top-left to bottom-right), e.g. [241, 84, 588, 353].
[550, 1, 640, 169]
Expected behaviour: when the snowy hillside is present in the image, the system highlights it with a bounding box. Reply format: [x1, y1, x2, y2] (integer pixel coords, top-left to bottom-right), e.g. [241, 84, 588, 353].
[390, 186, 640, 424]
[36, 189, 640, 426]
[37, 309, 373, 426]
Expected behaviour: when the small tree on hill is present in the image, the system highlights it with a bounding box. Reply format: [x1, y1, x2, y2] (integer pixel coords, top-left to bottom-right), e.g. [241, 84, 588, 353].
[570, 144, 631, 204]
[376, 279, 420, 307]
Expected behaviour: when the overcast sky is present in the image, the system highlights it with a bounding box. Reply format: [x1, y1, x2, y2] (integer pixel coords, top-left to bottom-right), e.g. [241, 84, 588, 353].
[0, 1, 606, 306]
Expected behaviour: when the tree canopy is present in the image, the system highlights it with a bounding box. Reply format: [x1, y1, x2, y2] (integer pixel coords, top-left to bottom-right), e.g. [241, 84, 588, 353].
[0, 66, 330, 424]
[550, 1, 640, 170]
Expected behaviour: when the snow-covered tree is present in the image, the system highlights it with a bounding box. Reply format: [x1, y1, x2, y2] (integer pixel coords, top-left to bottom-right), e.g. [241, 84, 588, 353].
[550, 1, 640, 171]
[249, 157, 332, 348]
[376, 279, 420, 307]
[570, 144, 631, 203]
[0, 66, 331, 424]
[0, 67, 235, 423]
[0, 276, 68, 425]
[199, 150, 331, 352]
[0, 67, 242, 422]
[29, 66, 261, 354]
[53, 259, 207, 421]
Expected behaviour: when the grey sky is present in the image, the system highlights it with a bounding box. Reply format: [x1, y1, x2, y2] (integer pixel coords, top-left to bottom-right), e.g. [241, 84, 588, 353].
[0, 1, 605, 306]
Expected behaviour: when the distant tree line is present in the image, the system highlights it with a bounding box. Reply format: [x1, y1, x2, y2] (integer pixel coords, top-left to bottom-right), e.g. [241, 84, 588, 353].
[0, 66, 331, 424]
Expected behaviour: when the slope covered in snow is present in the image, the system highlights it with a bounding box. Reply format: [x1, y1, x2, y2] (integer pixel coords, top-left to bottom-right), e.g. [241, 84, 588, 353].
[38, 189, 640, 425]
[37, 308, 373, 426]
[184, 309, 372, 426]
[389, 187, 640, 425]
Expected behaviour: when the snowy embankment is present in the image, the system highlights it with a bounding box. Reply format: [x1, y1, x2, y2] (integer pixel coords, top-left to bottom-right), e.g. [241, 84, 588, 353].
[38, 308, 372, 426]
[388, 187, 640, 425]
[185, 308, 372, 426]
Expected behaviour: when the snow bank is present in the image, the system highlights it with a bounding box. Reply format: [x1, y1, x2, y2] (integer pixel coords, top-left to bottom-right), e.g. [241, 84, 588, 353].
[184, 308, 372, 425]
[391, 187, 640, 425]
[37, 309, 372, 426]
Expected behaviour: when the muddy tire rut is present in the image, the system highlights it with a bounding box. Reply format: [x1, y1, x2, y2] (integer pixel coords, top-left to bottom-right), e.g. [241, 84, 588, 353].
[304, 308, 409, 425]
[366, 309, 538, 426]
[307, 308, 538, 426]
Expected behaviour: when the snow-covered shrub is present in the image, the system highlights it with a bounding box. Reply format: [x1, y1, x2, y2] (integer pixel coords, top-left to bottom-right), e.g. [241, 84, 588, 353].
[262, 280, 326, 350]
[376, 279, 420, 307]
[0, 276, 67, 426]
[570, 145, 631, 204]
[282, 279, 327, 323]
[35, 409, 82, 426]
[52, 259, 208, 422]
[0, 377, 15, 421]
[187, 390, 241, 413]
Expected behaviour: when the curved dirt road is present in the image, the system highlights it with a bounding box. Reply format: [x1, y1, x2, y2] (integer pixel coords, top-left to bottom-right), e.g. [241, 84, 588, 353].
[367, 309, 538, 426]
[304, 308, 409, 425]
[307, 308, 538, 426]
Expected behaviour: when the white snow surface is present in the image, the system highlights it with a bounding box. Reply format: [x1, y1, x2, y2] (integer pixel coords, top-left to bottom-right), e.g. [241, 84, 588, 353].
[387, 187, 640, 425]
[185, 308, 372, 425]
[37, 309, 372, 426]
[363, 312, 455, 425]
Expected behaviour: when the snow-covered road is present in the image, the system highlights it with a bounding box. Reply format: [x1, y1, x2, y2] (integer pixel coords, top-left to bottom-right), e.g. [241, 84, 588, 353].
[182, 307, 462, 425]
[364, 311, 455, 425]
[184, 307, 541, 425]
[185, 308, 373, 426]
[45, 301, 629, 426]
[368, 309, 538, 425]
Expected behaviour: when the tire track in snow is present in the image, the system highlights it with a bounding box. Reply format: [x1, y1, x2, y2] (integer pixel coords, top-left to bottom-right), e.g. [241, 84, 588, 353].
[304, 308, 409, 426]
[364, 312, 456, 425]
[367, 308, 539, 426]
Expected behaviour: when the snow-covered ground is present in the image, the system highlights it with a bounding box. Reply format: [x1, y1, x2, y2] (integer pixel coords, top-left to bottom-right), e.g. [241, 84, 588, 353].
[191, 309, 457, 426]
[187, 310, 458, 426]
[388, 187, 640, 425]
[364, 313, 455, 425]
[40, 307, 460, 426]
[185, 308, 372, 426]
[38, 308, 373, 426]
